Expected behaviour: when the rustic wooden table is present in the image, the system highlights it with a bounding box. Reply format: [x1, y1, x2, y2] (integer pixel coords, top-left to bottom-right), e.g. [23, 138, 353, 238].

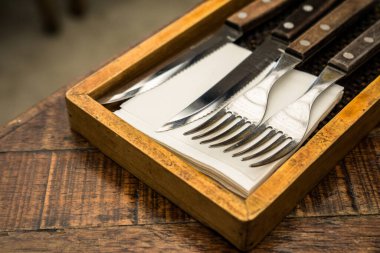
[0, 84, 378, 252]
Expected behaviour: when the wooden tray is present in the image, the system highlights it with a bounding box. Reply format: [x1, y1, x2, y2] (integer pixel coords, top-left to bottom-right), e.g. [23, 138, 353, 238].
[65, 0, 380, 250]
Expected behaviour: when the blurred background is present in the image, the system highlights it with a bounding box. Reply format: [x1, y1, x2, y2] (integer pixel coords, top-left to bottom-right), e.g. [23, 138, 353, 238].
[0, 0, 201, 125]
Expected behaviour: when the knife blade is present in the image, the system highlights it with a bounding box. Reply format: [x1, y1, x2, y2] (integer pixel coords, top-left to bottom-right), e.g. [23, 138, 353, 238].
[158, 0, 342, 132]
[99, 0, 294, 105]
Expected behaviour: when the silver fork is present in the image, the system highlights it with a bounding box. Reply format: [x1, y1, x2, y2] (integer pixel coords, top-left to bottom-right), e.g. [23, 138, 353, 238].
[183, 0, 373, 146]
[229, 21, 380, 166]
[187, 19, 380, 167]
[234, 65, 344, 167]
[183, 48, 300, 141]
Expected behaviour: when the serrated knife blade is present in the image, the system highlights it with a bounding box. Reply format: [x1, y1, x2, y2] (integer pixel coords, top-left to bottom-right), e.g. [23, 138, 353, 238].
[98, 0, 294, 105]
[158, 38, 283, 131]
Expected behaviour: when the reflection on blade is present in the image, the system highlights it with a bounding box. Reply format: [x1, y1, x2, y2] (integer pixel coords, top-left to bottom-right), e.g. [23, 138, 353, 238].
[99, 26, 241, 104]
[101, 61, 189, 104]
[157, 38, 286, 132]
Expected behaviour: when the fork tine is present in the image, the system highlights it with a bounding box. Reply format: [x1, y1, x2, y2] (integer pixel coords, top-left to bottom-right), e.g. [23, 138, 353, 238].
[183, 109, 227, 136]
[209, 124, 257, 148]
[241, 135, 288, 161]
[201, 119, 247, 145]
[232, 128, 277, 157]
[192, 114, 237, 140]
[223, 124, 267, 152]
[250, 140, 298, 167]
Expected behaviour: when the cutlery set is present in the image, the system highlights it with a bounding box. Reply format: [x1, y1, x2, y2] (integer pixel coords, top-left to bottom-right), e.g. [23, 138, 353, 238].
[103, 0, 379, 167]
[191, 20, 380, 167]
[99, 0, 295, 105]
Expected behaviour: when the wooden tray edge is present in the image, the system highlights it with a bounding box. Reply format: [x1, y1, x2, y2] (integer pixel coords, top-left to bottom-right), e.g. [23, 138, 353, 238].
[64, 0, 380, 249]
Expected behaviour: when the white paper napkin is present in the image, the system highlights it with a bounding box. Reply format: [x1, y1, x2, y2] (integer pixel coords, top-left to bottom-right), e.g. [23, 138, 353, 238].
[114, 43, 344, 197]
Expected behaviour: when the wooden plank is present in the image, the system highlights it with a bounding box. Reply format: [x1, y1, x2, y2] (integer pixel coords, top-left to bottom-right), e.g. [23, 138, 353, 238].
[258, 215, 380, 252]
[0, 152, 51, 231]
[342, 130, 380, 214]
[39, 150, 139, 229]
[0, 216, 378, 252]
[136, 182, 193, 224]
[0, 87, 92, 152]
[292, 125, 379, 217]
[0, 130, 379, 232]
[0, 150, 195, 231]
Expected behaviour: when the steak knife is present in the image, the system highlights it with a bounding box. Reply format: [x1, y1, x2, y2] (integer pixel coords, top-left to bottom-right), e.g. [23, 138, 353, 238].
[158, 0, 343, 132]
[99, 0, 294, 104]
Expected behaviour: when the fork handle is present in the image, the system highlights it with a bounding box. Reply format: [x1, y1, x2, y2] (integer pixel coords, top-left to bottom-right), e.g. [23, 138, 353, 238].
[272, 0, 339, 42]
[300, 20, 380, 107]
[286, 0, 374, 59]
[329, 20, 380, 73]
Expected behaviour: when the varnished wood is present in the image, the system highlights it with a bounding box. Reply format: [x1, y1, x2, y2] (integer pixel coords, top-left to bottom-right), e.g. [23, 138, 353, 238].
[329, 20, 380, 73]
[287, 0, 374, 59]
[226, 0, 292, 32]
[1, 0, 379, 251]
[271, 0, 339, 42]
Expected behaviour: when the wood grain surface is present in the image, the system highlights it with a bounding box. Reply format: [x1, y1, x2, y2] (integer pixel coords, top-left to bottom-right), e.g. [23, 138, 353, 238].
[271, 0, 339, 42]
[287, 0, 374, 59]
[0, 84, 379, 252]
[226, 0, 291, 32]
[329, 20, 380, 73]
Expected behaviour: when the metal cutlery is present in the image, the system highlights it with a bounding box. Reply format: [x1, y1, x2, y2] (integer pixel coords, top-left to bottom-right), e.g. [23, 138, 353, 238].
[234, 19, 380, 167]
[174, 0, 373, 145]
[98, 0, 294, 105]
[158, 0, 342, 131]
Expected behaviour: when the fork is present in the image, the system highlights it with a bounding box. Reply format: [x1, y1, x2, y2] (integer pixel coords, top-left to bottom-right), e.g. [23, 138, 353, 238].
[183, 0, 373, 145]
[225, 20, 380, 167]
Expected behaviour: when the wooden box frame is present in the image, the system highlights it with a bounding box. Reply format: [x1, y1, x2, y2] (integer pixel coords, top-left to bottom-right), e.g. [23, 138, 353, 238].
[65, 0, 380, 250]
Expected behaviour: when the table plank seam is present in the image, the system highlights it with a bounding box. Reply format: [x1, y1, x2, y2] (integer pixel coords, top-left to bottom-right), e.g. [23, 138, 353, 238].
[0, 220, 200, 233]
[0, 147, 99, 154]
[1, 214, 379, 234]
[0, 110, 44, 140]
[339, 160, 360, 212]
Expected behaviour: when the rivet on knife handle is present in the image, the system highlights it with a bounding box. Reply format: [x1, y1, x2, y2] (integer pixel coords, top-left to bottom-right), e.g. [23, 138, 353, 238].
[226, 0, 293, 32]
[271, 0, 340, 42]
[329, 20, 380, 73]
[286, 0, 375, 59]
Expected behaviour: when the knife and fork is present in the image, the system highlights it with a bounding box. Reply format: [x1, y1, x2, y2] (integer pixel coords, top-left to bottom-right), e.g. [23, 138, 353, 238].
[102, 0, 378, 167]
[180, 3, 380, 166]
[176, 0, 373, 139]
[159, 0, 342, 131]
[230, 20, 380, 166]
[99, 0, 296, 105]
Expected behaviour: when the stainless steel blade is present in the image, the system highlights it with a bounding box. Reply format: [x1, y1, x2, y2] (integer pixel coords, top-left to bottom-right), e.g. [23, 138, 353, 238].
[157, 38, 287, 132]
[99, 25, 242, 104]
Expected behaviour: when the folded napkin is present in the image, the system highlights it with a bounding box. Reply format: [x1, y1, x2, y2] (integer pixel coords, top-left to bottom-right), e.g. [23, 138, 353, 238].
[115, 43, 343, 197]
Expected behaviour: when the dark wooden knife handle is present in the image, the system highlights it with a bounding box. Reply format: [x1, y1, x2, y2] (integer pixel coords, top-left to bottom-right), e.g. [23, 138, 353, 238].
[272, 0, 340, 42]
[286, 0, 374, 59]
[329, 20, 380, 73]
[226, 0, 293, 33]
